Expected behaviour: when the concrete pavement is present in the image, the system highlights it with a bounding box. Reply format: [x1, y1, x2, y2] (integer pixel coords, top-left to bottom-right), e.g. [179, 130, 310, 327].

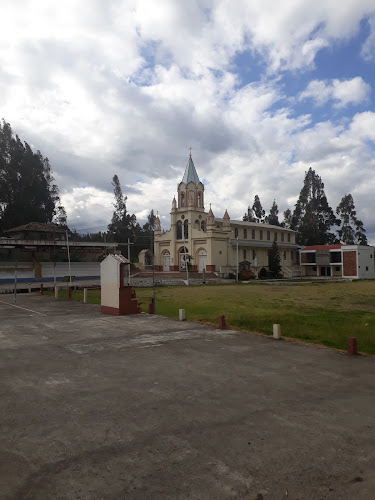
[0, 293, 375, 499]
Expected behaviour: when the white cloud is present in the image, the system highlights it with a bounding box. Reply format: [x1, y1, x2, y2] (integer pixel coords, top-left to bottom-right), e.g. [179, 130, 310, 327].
[300, 77, 371, 108]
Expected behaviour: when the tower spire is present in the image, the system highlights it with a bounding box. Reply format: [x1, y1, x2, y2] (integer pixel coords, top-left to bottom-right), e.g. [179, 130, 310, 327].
[181, 150, 200, 184]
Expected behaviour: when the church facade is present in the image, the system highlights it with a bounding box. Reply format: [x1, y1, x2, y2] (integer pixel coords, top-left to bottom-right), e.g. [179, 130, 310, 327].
[154, 154, 298, 276]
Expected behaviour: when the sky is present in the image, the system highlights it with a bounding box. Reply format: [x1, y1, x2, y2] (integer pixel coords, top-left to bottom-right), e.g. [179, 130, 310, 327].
[0, 0, 375, 243]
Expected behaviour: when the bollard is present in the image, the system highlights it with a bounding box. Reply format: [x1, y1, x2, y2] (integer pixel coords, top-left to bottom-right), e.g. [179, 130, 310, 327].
[179, 309, 186, 321]
[218, 315, 226, 329]
[83, 288, 88, 304]
[347, 337, 358, 355]
[28, 285, 32, 294]
[68, 286, 72, 301]
[54, 285, 59, 299]
[273, 324, 281, 339]
[148, 298, 155, 314]
[40, 284, 44, 295]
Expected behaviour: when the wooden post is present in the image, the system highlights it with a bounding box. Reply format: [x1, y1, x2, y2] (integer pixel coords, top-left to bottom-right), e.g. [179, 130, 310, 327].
[68, 286, 72, 301]
[40, 283, 44, 295]
[218, 315, 226, 329]
[83, 288, 88, 304]
[347, 337, 357, 355]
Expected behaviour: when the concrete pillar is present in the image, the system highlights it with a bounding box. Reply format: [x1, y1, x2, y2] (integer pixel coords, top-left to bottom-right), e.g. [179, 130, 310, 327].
[218, 315, 226, 329]
[83, 288, 88, 304]
[54, 285, 59, 299]
[179, 309, 185, 321]
[348, 337, 357, 355]
[273, 324, 281, 339]
[28, 285, 32, 294]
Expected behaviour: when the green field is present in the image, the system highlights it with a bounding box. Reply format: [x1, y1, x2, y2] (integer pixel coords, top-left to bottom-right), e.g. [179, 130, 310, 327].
[56, 280, 375, 354]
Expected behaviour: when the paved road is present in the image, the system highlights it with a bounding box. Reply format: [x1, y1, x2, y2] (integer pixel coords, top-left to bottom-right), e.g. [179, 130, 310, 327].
[0, 294, 374, 499]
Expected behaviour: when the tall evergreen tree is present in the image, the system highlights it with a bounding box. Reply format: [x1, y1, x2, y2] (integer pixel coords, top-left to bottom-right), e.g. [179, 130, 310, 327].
[291, 168, 340, 245]
[107, 174, 138, 243]
[0, 119, 65, 234]
[268, 240, 282, 278]
[243, 206, 255, 222]
[336, 194, 367, 245]
[252, 195, 265, 223]
[282, 208, 292, 228]
[265, 200, 280, 226]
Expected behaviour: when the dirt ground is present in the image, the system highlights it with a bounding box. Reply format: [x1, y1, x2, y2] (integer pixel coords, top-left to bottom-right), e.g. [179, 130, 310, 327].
[0, 293, 375, 499]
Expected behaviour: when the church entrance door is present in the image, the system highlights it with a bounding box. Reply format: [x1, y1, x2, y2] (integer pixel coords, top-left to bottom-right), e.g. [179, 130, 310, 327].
[163, 252, 170, 272]
[198, 250, 207, 273]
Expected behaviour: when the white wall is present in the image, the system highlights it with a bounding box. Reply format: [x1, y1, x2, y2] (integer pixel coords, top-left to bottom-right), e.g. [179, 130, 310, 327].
[357, 246, 375, 279]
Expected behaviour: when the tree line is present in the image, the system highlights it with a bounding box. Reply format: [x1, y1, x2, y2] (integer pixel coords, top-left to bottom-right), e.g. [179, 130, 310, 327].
[243, 168, 368, 246]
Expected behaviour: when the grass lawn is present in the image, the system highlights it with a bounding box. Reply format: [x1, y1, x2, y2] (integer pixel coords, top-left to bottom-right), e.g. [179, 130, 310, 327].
[55, 280, 375, 355]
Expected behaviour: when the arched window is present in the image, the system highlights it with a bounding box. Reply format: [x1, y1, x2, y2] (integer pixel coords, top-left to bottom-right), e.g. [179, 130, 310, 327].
[281, 233, 284, 242]
[181, 192, 185, 207]
[252, 229, 255, 239]
[197, 192, 202, 207]
[184, 219, 188, 239]
[195, 219, 200, 229]
[288, 233, 291, 242]
[260, 230, 263, 240]
[243, 249, 246, 260]
[235, 227, 238, 238]
[201, 220, 206, 231]
[252, 250, 256, 260]
[176, 220, 182, 240]
[244, 228, 247, 239]
[267, 230, 270, 241]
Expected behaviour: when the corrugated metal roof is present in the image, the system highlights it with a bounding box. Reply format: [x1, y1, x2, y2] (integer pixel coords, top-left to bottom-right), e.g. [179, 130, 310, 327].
[181, 154, 200, 184]
[5, 222, 65, 233]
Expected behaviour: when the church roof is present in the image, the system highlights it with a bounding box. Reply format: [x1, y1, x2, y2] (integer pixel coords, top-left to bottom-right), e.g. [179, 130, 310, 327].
[181, 153, 200, 184]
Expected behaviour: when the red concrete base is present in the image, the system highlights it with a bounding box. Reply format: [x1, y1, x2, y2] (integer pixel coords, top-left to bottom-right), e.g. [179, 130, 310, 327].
[101, 305, 120, 316]
[218, 315, 226, 329]
[206, 265, 215, 272]
[348, 337, 358, 355]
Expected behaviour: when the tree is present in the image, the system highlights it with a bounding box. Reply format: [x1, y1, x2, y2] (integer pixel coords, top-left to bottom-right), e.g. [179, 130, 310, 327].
[0, 119, 66, 234]
[268, 240, 282, 278]
[252, 195, 265, 223]
[282, 208, 292, 228]
[243, 206, 255, 222]
[107, 174, 138, 243]
[336, 194, 368, 245]
[265, 200, 280, 226]
[291, 168, 340, 246]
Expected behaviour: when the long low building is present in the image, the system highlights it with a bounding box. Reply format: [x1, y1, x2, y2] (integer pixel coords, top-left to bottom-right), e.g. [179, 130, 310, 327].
[0, 222, 118, 283]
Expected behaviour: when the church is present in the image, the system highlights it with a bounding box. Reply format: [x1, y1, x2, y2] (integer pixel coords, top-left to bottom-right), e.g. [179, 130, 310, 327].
[153, 153, 298, 277]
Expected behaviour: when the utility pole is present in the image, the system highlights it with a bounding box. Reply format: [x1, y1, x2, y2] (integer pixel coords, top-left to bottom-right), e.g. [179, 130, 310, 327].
[236, 235, 239, 282]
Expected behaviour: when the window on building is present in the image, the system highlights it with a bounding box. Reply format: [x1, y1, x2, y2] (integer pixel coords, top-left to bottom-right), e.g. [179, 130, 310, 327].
[288, 233, 290, 242]
[267, 231, 270, 240]
[180, 192, 185, 207]
[281, 233, 284, 242]
[306, 253, 316, 263]
[275, 232, 278, 241]
[176, 220, 182, 239]
[366, 266, 369, 271]
[201, 220, 206, 232]
[283, 251, 286, 260]
[195, 219, 200, 229]
[184, 219, 188, 239]
[235, 227, 238, 238]
[244, 228, 247, 239]
[252, 250, 256, 260]
[243, 249, 246, 260]
[252, 229, 255, 239]
[260, 230, 263, 240]
[197, 192, 202, 207]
